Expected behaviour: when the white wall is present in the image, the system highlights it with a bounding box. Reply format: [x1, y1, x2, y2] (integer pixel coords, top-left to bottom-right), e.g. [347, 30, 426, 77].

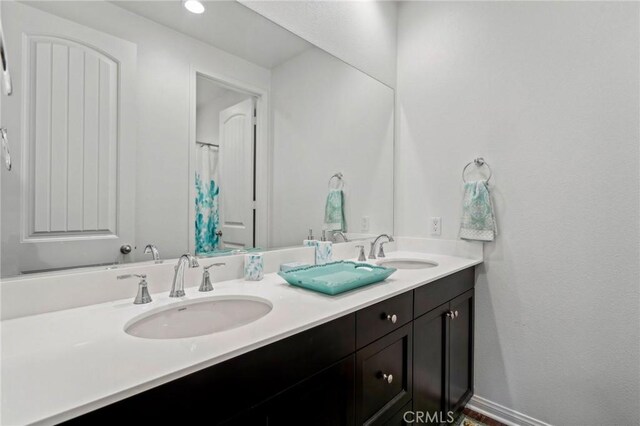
[271, 47, 394, 247]
[196, 87, 250, 145]
[396, 2, 640, 424]
[241, 0, 397, 88]
[13, 1, 271, 263]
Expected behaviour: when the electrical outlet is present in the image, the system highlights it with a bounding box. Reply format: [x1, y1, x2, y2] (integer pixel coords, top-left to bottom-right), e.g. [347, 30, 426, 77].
[361, 216, 370, 232]
[430, 217, 442, 236]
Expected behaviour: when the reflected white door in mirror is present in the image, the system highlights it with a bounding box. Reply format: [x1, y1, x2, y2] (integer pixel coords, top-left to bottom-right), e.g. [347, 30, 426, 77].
[0, 2, 136, 276]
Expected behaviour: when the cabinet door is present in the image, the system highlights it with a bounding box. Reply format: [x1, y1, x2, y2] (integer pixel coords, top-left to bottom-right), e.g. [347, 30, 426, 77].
[413, 302, 449, 423]
[264, 355, 355, 426]
[447, 289, 474, 412]
[357, 323, 413, 426]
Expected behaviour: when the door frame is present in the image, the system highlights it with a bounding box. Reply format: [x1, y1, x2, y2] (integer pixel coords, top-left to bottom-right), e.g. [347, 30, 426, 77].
[188, 66, 270, 253]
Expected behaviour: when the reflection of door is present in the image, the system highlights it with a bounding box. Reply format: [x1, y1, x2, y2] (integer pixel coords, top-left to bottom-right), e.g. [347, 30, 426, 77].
[0, 3, 136, 275]
[218, 98, 255, 249]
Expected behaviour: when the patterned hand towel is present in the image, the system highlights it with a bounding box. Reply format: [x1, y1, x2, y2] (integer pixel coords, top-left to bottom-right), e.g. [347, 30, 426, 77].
[324, 189, 345, 231]
[459, 181, 497, 242]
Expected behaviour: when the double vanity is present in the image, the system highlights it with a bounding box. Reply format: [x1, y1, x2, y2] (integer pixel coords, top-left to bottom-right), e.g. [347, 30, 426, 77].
[1, 240, 482, 425]
[0, 2, 486, 425]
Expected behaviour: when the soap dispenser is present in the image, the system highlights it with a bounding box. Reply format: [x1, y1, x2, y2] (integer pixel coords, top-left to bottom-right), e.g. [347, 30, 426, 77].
[314, 229, 333, 265]
[303, 229, 317, 248]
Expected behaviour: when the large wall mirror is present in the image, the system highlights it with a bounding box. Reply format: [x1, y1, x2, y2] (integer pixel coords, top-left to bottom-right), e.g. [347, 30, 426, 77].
[0, 1, 394, 277]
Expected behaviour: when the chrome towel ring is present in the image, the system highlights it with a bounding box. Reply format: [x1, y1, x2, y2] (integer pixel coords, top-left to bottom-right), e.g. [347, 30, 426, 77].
[462, 157, 492, 183]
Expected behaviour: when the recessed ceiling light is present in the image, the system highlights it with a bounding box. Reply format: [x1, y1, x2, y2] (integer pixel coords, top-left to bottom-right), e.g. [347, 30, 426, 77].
[183, 0, 205, 14]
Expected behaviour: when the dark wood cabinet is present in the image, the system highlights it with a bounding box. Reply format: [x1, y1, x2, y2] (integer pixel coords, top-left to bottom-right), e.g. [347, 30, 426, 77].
[413, 288, 474, 422]
[235, 356, 356, 426]
[448, 289, 474, 412]
[413, 302, 449, 422]
[64, 267, 475, 426]
[356, 291, 413, 349]
[356, 324, 412, 425]
[66, 313, 356, 425]
[414, 269, 474, 318]
[384, 401, 412, 426]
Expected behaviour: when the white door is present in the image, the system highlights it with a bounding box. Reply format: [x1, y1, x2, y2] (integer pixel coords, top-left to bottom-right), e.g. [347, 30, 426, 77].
[0, 2, 137, 275]
[218, 98, 255, 249]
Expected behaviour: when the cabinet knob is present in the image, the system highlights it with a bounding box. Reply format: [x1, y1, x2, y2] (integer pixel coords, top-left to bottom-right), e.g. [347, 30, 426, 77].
[378, 372, 393, 384]
[446, 310, 460, 319]
[383, 313, 397, 324]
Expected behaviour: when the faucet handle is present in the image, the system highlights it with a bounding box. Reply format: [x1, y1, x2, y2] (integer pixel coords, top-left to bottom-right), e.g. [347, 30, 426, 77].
[368, 242, 377, 260]
[378, 241, 390, 258]
[199, 263, 225, 292]
[355, 245, 366, 262]
[203, 262, 226, 271]
[117, 273, 147, 280]
[117, 274, 152, 304]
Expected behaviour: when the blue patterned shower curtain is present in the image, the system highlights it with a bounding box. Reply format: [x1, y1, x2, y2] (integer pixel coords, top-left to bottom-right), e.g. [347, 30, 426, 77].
[195, 144, 220, 254]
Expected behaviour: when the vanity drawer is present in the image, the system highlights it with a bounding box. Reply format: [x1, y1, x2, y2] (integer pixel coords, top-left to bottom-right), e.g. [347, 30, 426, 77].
[414, 268, 474, 318]
[356, 323, 413, 426]
[357, 291, 413, 348]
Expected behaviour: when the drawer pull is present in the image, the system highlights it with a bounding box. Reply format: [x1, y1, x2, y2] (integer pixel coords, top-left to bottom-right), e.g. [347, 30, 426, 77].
[446, 310, 460, 319]
[382, 313, 397, 324]
[378, 372, 393, 384]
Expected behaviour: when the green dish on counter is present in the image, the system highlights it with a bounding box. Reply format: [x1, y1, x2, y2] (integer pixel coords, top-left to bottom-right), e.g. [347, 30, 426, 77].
[198, 247, 263, 258]
[278, 261, 397, 295]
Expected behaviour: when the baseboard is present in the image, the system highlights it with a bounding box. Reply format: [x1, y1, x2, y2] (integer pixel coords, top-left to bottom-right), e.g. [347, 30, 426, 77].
[467, 395, 553, 426]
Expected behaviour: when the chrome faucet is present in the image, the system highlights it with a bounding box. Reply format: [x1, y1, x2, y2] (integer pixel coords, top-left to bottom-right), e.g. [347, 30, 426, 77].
[331, 231, 349, 242]
[117, 274, 152, 304]
[199, 262, 226, 292]
[144, 244, 161, 263]
[170, 253, 199, 297]
[368, 234, 394, 260]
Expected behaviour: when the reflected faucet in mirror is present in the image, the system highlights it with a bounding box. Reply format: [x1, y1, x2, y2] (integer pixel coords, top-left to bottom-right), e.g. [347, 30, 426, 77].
[170, 254, 200, 298]
[144, 244, 161, 264]
[331, 231, 349, 243]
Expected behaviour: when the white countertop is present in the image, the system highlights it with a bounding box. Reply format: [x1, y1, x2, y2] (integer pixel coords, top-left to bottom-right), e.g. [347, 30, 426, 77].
[1, 251, 481, 425]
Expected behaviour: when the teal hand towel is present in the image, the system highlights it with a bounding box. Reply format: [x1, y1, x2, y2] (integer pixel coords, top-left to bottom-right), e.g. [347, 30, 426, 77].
[459, 181, 497, 241]
[324, 189, 345, 231]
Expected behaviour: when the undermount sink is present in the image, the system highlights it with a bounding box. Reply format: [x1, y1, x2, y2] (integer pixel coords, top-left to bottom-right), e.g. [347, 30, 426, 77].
[377, 258, 438, 270]
[125, 296, 272, 339]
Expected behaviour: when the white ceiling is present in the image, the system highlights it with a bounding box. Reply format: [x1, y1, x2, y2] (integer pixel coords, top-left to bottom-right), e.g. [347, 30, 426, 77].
[111, 1, 313, 69]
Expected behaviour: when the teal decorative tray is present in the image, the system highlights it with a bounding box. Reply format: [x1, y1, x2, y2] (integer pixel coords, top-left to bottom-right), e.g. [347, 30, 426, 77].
[278, 261, 397, 295]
